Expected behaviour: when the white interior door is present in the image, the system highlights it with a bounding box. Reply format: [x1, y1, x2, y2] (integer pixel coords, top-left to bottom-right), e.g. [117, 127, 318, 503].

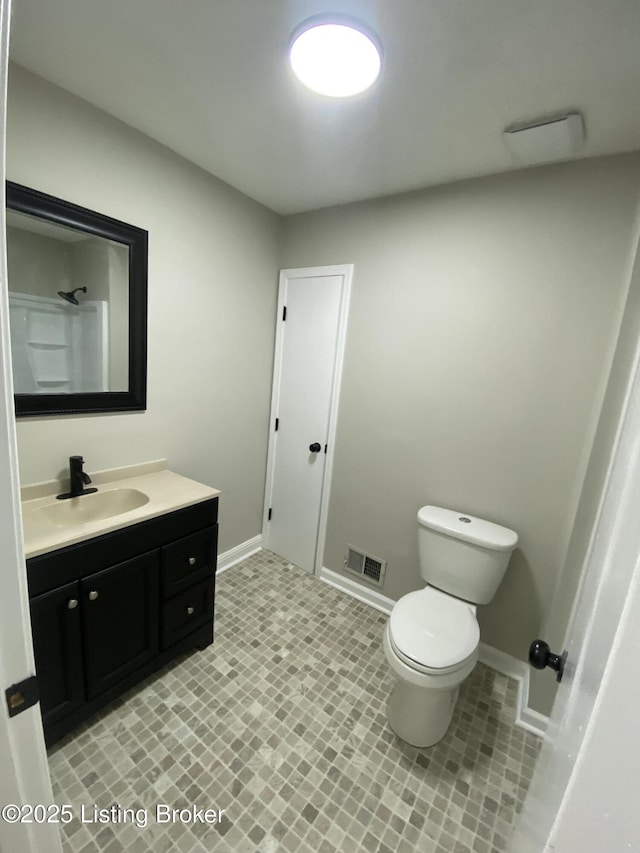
[263, 265, 352, 573]
[0, 1, 63, 850]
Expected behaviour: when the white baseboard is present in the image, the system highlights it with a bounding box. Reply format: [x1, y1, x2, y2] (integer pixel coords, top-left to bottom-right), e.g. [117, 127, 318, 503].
[478, 643, 548, 739]
[319, 566, 395, 615]
[217, 534, 262, 574]
[319, 566, 548, 739]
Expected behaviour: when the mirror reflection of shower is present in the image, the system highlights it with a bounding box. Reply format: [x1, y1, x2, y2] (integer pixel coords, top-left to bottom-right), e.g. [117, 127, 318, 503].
[58, 286, 87, 306]
[8, 289, 108, 394]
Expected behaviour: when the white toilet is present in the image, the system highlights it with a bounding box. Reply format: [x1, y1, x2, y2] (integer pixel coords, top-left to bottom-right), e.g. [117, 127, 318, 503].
[383, 505, 518, 747]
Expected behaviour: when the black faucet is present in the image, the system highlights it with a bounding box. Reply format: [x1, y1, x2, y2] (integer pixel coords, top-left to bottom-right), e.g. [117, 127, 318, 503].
[56, 456, 98, 500]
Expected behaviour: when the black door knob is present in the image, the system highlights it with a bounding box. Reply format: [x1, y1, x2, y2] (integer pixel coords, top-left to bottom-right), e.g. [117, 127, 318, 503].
[309, 442, 322, 453]
[528, 639, 567, 683]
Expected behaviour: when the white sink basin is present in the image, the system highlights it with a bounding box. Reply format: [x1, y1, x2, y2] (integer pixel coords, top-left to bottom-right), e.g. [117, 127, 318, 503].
[31, 488, 150, 528]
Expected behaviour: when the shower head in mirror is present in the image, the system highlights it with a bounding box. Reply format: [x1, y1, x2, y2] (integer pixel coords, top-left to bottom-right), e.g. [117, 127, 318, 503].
[58, 286, 87, 305]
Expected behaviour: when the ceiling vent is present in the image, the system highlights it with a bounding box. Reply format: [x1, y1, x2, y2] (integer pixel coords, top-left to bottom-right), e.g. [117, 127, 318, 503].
[345, 546, 386, 586]
[503, 112, 585, 166]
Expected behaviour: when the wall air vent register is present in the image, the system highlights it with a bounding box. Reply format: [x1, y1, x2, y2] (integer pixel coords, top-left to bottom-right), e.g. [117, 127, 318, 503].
[345, 546, 386, 586]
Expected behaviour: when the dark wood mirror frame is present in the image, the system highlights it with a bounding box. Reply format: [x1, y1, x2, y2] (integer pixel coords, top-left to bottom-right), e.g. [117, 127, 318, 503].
[6, 181, 148, 418]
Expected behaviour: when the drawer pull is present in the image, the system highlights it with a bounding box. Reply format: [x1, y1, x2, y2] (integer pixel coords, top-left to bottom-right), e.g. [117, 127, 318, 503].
[186, 606, 195, 616]
[67, 598, 78, 610]
[188, 556, 196, 566]
[88, 590, 99, 601]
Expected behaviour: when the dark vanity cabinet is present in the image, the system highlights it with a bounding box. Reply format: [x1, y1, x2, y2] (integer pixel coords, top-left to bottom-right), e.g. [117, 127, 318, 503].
[27, 498, 218, 746]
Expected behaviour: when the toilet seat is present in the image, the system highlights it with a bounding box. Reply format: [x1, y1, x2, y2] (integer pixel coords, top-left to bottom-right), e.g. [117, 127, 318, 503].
[388, 587, 479, 673]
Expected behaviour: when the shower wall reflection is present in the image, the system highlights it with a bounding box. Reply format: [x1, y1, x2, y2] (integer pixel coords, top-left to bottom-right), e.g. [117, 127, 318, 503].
[6, 212, 129, 394]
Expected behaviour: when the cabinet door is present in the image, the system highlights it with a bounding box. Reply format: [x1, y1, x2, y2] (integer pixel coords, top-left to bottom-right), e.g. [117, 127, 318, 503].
[81, 551, 159, 700]
[29, 582, 84, 728]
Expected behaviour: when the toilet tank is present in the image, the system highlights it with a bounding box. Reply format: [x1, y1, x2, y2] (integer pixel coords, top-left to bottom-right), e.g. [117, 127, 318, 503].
[417, 506, 518, 605]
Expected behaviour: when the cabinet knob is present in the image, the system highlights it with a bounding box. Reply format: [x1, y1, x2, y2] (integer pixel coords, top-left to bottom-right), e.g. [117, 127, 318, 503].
[67, 598, 78, 610]
[188, 556, 196, 566]
[88, 590, 99, 601]
[186, 606, 195, 616]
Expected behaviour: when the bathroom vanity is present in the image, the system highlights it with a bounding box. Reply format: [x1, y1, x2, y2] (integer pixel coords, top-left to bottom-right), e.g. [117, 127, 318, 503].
[21, 461, 219, 746]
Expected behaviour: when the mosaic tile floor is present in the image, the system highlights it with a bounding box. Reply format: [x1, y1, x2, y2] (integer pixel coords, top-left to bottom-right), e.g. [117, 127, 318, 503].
[47, 550, 540, 853]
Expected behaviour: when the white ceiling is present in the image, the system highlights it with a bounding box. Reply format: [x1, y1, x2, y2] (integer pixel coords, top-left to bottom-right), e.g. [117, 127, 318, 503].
[8, 0, 640, 214]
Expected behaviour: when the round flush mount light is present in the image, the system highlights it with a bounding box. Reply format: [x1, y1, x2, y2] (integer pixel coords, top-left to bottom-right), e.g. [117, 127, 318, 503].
[289, 15, 382, 98]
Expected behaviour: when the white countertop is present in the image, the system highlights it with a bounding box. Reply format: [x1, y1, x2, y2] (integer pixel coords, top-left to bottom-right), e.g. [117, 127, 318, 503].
[21, 459, 220, 559]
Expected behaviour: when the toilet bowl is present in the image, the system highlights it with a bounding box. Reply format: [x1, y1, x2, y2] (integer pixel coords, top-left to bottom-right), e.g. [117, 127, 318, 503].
[383, 506, 517, 747]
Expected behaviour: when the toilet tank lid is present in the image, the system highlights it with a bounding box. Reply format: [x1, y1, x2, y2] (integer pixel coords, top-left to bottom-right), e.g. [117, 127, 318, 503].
[417, 506, 518, 552]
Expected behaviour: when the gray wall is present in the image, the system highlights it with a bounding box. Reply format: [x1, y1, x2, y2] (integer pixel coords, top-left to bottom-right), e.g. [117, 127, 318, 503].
[7, 65, 281, 553]
[281, 156, 640, 712]
[533, 218, 640, 713]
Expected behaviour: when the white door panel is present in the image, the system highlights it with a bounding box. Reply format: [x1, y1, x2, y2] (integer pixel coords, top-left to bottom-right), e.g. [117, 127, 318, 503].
[265, 267, 351, 572]
[0, 1, 63, 850]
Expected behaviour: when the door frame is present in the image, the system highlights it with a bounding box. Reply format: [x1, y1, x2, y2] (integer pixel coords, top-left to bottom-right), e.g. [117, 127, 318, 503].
[262, 264, 353, 574]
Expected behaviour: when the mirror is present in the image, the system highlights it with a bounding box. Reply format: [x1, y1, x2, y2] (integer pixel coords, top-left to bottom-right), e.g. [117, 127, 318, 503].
[6, 181, 147, 417]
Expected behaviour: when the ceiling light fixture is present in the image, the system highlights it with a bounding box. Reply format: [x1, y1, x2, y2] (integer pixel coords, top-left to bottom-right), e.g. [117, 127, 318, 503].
[289, 15, 382, 98]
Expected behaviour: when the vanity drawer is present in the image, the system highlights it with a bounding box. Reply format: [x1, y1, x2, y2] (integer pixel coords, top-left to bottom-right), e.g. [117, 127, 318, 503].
[161, 526, 217, 598]
[162, 577, 214, 649]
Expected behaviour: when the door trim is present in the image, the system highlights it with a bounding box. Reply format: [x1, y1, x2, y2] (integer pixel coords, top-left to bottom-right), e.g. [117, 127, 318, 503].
[262, 264, 353, 575]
